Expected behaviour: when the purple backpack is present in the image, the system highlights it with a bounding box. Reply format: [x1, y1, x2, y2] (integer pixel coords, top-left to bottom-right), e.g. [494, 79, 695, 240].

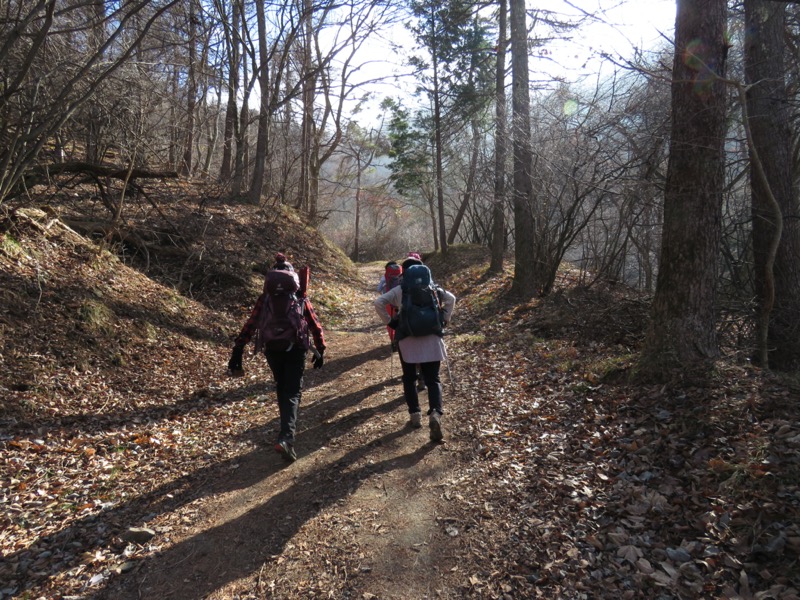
[255, 270, 310, 353]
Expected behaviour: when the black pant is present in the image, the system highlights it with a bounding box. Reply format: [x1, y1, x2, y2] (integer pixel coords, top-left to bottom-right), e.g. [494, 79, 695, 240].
[265, 348, 307, 443]
[399, 354, 442, 415]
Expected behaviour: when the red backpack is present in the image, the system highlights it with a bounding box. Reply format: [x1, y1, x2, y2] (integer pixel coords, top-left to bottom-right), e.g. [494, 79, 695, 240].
[254, 270, 310, 353]
[382, 262, 403, 343]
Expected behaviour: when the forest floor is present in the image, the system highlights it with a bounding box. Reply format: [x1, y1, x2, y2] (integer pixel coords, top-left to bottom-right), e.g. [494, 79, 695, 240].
[95, 261, 473, 600]
[1, 190, 800, 599]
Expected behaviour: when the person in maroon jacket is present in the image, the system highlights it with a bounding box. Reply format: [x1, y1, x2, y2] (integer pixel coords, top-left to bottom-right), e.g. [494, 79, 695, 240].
[227, 253, 326, 462]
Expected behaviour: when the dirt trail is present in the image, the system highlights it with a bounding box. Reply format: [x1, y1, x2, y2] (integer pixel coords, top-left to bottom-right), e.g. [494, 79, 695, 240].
[99, 264, 468, 600]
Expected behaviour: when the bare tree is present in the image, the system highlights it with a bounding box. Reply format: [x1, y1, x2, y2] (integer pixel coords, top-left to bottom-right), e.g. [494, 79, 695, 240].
[336, 121, 388, 260]
[638, 0, 728, 381]
[302, 0, 401, 222]
[575, 69, 670, 290]
[0, 0, 183, 206]
[180, 0, 199, 177]
[742, 0, 800, 369]
[509, 0, 536, 298]
[215, 0, 241, 182]
[489, 0, 508, 274]
[248, 0, 282, 204]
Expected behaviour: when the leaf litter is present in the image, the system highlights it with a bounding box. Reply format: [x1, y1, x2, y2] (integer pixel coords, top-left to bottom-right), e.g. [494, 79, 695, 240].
[1, 196, 799, 599]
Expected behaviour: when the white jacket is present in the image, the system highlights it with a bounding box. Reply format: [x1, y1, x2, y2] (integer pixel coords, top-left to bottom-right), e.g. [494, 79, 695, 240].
[374, 285, 456, 364]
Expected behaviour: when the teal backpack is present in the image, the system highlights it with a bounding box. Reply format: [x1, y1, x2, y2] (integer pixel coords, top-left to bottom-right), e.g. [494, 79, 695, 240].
[397, 264, 444, 339]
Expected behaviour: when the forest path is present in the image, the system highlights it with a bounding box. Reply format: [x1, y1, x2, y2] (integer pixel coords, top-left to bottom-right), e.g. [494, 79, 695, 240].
[100, 264, 469, 600]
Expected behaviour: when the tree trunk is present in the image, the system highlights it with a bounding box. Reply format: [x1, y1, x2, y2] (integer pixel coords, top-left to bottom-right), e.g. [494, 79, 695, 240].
[279, 61, 294, 203]
[0, 0, 183, 206]
[745, 0, 800, 370]
[638, 0, 728, 381]
[509, 0, 536, 298]
[85, 0, 106, 164]
[430, 13, 447, 255]
[447, 117, 481, 246]
[428, 187, 439, 252]
[201, 92, 219, 179]
[180, 0, 197, 178]
[297, 0, 315, 212]
[489, 0, 508, 274]
[309, 158, 321, 221]
[220, 0, 240, 182]
[232, 11, 250, 197]
[352, 164, 362, 261]
[248, 0, 270, 204]
[168, 68, 180, 170]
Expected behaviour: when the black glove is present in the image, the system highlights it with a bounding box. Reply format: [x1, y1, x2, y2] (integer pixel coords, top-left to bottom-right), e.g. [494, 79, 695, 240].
[387, 317, 399, 330]
[228, 346, 244, 376]
[312, 349, 324, 369]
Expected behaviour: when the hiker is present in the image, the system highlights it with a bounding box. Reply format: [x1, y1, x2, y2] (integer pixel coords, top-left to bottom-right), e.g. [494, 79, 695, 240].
[377, 257, 425, 384]
[227, 253, 326, 463]
[374, 259, 456, 442]
[402, 255, 429, 390]
[377, 260, 402, 294]
[377, 261, 403, 350]
[376, 253, 419, 293]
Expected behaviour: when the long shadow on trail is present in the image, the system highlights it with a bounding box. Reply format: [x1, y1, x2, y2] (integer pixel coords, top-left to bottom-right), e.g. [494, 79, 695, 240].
[234, 380, 403, 465]
[5, 377, 272, 437]
[94, 421, 435, 600]
[7, 342, 391, 438]
[320, 344, 391, 377]
[0, 375, 400, 596]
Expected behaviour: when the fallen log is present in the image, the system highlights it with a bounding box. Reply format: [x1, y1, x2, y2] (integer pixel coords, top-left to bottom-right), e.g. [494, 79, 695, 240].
[30, 162, 178, 181]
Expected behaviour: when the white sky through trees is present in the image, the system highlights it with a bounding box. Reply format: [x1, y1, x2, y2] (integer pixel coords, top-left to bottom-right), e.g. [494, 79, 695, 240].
[342, 0, 677, 126]
[539, 0, 676, 77]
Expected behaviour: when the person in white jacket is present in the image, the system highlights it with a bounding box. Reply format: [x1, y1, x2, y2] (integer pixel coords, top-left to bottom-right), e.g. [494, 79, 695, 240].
[374, 258, 456, 441]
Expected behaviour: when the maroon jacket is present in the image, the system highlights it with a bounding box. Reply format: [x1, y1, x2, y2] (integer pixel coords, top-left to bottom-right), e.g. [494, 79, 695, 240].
[234, 293, 326, 354]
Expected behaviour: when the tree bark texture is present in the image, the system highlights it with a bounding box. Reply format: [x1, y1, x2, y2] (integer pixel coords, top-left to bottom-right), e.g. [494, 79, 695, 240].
[248, 0, 271, 204]
[353, 167, 362, 261]
[297, 0, 315, 212]
[180, 0, 197, 178]
[509, 0, 536, 299]
[489, 0, 508, 274]
[430, 12, 448, 255]
[220, 0, 240, 182]
[447, 117, 481, 246]
[745, 0, 800, 370]
[639, 0, 728, 379]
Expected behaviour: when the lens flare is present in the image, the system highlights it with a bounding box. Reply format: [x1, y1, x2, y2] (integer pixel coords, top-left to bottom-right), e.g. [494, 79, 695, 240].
[563, 99, 579, 116]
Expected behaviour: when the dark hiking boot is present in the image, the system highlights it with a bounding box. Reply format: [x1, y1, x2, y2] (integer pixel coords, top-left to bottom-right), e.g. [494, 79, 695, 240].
[274, 440, 297, 462]
[429, 411, 443, 442]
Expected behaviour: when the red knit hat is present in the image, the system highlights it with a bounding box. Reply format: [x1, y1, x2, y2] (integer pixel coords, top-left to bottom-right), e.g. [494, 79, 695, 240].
[273, 252, 293, 271]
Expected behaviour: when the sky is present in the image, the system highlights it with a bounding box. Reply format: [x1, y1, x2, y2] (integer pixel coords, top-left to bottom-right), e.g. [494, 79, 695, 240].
[536, 0, 677, 80]
[344, 0, 677, 126]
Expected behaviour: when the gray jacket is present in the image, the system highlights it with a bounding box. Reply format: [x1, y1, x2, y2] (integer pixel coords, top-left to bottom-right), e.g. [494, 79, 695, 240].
[374, 285, 456, 363]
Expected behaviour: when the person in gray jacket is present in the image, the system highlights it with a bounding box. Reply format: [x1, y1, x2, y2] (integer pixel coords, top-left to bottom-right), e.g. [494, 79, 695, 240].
[374, 258, 456, 441]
